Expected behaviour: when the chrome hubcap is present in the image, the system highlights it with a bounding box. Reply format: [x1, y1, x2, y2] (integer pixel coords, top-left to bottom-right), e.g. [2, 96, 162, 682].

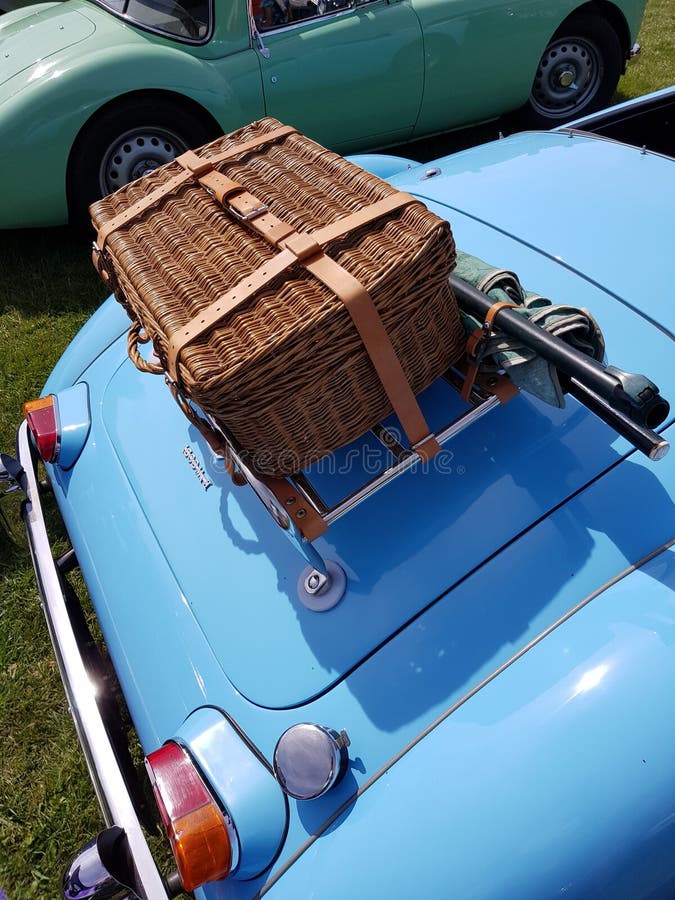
[558, 68, 576, 88]
[99, 127, 189, 195]
[531, 36, 602, 117]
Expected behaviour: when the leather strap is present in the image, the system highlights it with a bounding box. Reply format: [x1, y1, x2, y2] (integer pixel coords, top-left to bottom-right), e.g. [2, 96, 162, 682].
[303, 253, 441, 460]
[192, 173, 417, 255]
[165, 184, 438, 458]
[260, 475, 328, 540]
[94, 124, 298, 249]
[167, 377, 326, 538]
[166, 189, 417, 375]
[311, 192, 419, 245]
[461, 300, 518, 402]
[475, 370, 519, 404]
[166, 247, 298, 381]
[184, 124, 297, 169]
[213, 186, 417, 255]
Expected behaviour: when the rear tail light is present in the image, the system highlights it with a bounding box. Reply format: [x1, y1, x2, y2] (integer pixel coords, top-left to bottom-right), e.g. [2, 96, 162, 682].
[23, 396, 59, 463]
[145, 741, 234, 892]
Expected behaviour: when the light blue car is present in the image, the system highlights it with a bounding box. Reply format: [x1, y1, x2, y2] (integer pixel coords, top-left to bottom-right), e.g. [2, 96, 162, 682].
[3, 88, 675, 899]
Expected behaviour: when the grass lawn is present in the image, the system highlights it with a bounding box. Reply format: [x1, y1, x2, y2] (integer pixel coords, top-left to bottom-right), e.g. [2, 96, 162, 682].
[0, 1, 673, 895]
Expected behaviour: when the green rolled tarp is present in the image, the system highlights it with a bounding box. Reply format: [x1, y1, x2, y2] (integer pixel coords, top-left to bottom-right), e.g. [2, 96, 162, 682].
[454, 250, 606, 408]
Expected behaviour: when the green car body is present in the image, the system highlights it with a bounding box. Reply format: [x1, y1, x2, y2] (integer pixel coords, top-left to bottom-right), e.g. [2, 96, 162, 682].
[0, 0, 646, 228]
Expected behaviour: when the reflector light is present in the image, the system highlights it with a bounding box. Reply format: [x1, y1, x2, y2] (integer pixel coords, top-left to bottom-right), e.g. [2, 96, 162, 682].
[146, 741, 233, 891]
[23, 396, 59, 463]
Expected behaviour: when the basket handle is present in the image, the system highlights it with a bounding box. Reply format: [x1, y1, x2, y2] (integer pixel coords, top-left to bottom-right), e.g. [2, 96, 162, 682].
[166, 379, 328, 539]
[127, 323, 250, 487]
[127, 322, 164, 375]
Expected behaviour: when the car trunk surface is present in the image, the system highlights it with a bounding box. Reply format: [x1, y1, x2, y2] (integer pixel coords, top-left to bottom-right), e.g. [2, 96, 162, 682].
[393, 131, 675, 339]
[99, 242, 673, 709]
[0, 3, 95, 83]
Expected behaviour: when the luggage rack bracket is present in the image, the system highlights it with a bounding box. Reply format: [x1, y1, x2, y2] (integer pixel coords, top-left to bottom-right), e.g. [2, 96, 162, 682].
[218, 369, 511, 577]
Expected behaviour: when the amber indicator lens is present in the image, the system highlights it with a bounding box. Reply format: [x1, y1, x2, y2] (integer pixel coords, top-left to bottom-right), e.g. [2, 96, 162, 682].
[23, 396, 59, 463]
[145, 741, 232, 891]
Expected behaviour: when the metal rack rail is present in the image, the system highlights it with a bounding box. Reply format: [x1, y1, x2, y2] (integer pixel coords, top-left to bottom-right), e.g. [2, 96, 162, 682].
[215, 369, 511, 607]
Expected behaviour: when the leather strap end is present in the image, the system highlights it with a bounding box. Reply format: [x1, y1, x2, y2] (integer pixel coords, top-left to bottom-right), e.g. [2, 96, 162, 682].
[264, 476, 328, 541]
[279, 231, 322, 262]
[476, 371, 519, 405]
[177, 149, 214, 176]
[414, 433, 441, 461]
[460, 362, 480, 403]
[227, 190, 269, 221]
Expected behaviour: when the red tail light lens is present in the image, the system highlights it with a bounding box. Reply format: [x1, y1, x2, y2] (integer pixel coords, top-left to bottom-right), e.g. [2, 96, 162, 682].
[145, 741, 233, 891]
[23, 396, 59, 463]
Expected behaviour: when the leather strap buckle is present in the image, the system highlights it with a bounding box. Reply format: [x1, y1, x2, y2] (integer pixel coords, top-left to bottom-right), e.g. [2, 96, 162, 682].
[227, 193, 269, 222]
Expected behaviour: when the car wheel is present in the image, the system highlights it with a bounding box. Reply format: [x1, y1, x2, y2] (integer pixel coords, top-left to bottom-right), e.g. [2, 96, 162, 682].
[518, 13, 623, 128]
[68, 97, 215, 227]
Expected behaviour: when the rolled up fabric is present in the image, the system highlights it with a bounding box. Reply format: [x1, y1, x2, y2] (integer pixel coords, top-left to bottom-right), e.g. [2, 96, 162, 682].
[455, 249, 605, 408]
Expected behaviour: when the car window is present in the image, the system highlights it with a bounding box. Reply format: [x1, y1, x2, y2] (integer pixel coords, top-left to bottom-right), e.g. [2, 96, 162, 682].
[93, 0, 211, 42]
[254, 0, 358, 32]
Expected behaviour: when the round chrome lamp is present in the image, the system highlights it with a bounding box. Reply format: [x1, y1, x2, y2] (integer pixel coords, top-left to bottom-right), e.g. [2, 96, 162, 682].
[273, 724, 350, 800]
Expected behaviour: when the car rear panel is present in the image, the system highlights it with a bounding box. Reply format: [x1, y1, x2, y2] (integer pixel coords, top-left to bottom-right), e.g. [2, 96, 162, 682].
[38, 126, 674, 896]
[0, 3, 95, 85]
[44, 332, 675, 895]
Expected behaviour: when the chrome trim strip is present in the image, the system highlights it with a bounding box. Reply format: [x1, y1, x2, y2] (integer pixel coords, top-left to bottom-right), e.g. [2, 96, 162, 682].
[17, 422, 170, 900]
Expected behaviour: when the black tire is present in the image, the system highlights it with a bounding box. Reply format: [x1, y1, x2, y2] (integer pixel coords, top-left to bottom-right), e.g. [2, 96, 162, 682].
[516, 12, 623, 129]
[67, 96, 215, 228]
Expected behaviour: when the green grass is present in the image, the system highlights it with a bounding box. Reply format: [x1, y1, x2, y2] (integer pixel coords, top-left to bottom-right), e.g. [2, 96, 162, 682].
[614, 0, 675, 101]
[0, 1, 673, 895]
[0, 233, 107, 897]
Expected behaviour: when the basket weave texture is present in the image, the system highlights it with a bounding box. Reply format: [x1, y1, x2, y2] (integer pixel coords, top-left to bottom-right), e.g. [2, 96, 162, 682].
[90, 118, 464, 475]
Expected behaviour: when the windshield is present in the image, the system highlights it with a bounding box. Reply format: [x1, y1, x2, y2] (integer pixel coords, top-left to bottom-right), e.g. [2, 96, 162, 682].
[95, 0, 211, 42]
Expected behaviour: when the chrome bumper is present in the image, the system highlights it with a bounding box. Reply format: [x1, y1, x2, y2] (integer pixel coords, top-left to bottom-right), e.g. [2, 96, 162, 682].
[17, 421, 170, 900]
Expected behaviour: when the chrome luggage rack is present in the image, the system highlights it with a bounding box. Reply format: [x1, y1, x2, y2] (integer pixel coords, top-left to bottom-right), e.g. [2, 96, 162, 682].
[206, 271, 670, 608]
[212, 368, 512, 607]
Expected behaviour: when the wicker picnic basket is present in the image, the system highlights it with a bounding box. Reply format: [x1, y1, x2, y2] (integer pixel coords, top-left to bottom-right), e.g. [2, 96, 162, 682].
[90, 118, 465, 476]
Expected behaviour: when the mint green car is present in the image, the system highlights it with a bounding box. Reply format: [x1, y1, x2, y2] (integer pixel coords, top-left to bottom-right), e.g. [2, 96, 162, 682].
[0, 0, 645, 228]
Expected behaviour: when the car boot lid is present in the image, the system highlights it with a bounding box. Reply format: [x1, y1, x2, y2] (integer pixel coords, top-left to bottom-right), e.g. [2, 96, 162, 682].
[92, 249, 673, 710]
[389, 130, 675, 338]
[0, 1, 95, 85]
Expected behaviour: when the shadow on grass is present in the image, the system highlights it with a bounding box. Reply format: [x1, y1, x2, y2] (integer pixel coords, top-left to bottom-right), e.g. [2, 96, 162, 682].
[0, 225, 106, 318]
[0, 497, 29, 574]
